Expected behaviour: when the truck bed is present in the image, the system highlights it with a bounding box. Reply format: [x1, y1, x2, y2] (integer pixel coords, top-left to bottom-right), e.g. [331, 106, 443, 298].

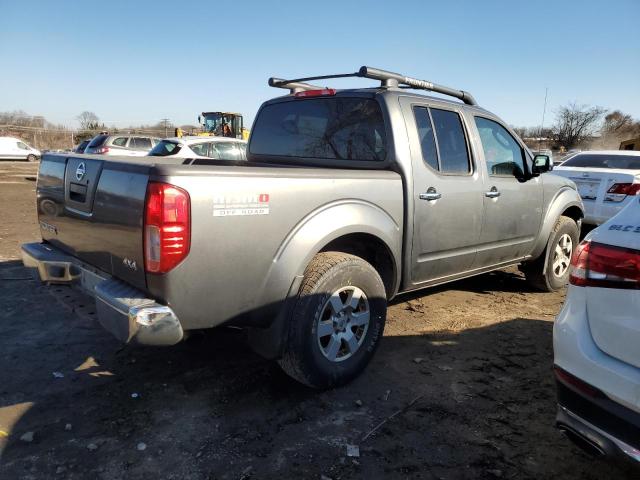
[36, 153, 404, 330]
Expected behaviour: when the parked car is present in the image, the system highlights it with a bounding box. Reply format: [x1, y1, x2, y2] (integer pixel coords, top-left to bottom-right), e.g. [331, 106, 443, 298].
[148, 136, 247, 161]
[84, 134, 161, 156]
[22, 66, 583, 388]
[0, 136, 41, 161]
[73, 139, 91, 154]
[554, 196, 640, 463]
[553, 151, 640, 225]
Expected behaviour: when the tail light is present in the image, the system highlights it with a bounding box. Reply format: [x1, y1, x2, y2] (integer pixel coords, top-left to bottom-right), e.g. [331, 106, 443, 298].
[605, 183, 640, 202]
[94, 146, 110, 154]
[294, 88, 336, 98]
[569, 240, 640, 289]
[144, 182, 190, 274]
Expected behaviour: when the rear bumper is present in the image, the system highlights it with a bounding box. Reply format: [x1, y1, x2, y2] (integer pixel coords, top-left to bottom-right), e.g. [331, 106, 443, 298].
[21, 242, 183, 346]
[556, 384, 640, 463]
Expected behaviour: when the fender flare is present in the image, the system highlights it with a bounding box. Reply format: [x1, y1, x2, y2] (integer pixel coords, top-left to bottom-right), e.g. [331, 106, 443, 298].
[261, 199, 402, 307]
[529, 186, 584, 264]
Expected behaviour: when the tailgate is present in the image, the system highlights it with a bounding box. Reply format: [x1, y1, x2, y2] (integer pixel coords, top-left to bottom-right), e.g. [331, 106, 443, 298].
[37, 153, 150, 289]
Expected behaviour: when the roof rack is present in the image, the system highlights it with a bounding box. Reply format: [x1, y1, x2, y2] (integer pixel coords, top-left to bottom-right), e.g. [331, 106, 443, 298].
[268, 66, 478, 106]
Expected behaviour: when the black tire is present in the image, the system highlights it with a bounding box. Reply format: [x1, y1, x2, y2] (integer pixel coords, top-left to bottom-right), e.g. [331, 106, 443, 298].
[278, 252, 387, 389]
[26, 154, 37, 162]
[523, 216, 580, 292]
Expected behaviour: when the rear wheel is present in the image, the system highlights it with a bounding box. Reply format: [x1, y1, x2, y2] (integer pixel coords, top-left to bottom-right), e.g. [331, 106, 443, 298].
[523, 216, 579, 291]
[278, 252, 387, 389]
[26, 154, 37, 162]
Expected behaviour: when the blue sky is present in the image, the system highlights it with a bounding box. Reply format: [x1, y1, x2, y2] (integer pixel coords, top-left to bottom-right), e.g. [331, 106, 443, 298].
[0, 0, 638, 129]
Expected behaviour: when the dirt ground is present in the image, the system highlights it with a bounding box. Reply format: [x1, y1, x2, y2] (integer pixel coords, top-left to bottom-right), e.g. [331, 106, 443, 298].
[0, 161, 635, 479]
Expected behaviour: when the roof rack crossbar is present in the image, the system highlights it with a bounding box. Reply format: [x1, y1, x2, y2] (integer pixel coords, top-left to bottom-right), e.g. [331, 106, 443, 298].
[268, 66, 478, 106]
[358, 66, 477, 105]
[268, 73, 358, 93]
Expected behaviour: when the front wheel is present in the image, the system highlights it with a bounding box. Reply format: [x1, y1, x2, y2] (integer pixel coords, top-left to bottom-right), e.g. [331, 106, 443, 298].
[26, 154, 37, 162]
[278, 252, 387, 389]
[523, 216, 580, 292]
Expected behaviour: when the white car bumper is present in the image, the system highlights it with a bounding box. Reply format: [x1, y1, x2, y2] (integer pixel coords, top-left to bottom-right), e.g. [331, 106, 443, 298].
[554, 285, 640, 462]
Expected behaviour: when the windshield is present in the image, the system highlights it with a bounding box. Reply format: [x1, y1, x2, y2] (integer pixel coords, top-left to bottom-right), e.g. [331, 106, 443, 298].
[149, 140, 182, 157]
[249, 97, 387, 162]
[203, 114, 222, 133]
[561, 154, 640, 170]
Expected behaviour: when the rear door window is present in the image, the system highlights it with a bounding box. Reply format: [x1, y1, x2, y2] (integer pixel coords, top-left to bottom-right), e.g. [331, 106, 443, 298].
[213, 142, 242, 160]
[189, 143, 210, 157]
[413, 107, 439, 171]
[131, 137, 152, 150]
[430, 108, 471, 174]
[250, 97, 387, 162]
[112, 137, 128, 147]
[412, 107, 471, 174]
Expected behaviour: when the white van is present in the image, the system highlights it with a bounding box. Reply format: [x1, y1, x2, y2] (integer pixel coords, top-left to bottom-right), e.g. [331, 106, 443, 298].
[0, 136, 41, 161]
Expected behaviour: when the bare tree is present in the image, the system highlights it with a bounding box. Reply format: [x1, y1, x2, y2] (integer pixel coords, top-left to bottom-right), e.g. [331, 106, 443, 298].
[77, 111, 100, 130]
[603, 111, 633, 133]
[553, 103, 607, 149]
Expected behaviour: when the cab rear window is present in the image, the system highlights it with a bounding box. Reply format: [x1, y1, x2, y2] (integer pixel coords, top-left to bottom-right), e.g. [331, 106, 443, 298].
[249, 97, 387, 162]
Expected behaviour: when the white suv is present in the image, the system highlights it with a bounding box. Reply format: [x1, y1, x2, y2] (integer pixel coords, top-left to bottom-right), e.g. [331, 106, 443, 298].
[554, 196, 640, 462]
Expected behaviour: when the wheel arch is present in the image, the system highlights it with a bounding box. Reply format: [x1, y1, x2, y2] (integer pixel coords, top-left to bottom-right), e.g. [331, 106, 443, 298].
[247, 200, 402, 359]
[530, 187, 584, 261]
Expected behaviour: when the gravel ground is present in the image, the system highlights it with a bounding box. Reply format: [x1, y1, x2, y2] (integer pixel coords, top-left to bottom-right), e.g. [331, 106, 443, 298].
[0, 160, 635, 479]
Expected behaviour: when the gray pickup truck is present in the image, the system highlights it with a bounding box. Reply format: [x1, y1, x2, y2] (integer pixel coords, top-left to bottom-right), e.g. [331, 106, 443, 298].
[23, 66, 583, 388]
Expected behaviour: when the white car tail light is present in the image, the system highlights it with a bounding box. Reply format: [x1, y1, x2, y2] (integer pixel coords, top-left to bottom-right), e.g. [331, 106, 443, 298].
[569, 241, 640, 289]
[604, 183, 640, 202]
[144, 182, 191, 274]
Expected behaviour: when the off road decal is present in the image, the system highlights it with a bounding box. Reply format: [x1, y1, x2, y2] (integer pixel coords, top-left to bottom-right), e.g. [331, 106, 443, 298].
[213, 193, 270, 217]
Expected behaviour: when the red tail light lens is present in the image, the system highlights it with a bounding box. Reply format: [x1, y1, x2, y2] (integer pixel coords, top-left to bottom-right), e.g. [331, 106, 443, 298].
[569, 240, 640, 289]
[95, 146, 110, 154]
[294, 88, 337, 98]
[144, 182, 190, 274]
[605, 183, 640, 202]
[607, 183, 640, 195]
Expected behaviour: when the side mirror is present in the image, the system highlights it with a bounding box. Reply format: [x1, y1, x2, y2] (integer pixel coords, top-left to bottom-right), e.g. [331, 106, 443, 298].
[533, 154, 553, 174]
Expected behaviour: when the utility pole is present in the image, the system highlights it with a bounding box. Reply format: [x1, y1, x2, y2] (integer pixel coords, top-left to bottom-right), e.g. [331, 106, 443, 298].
[539, 87, 548, 150]
[160, 118, 170, 138]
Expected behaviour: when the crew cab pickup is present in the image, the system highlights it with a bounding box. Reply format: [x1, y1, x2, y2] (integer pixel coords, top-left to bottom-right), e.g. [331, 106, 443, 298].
[22, 66, 584, 388]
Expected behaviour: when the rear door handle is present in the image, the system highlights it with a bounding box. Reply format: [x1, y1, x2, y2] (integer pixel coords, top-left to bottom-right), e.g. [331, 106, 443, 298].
[485, 187, 501, 198]
[419, 187, 441, 201]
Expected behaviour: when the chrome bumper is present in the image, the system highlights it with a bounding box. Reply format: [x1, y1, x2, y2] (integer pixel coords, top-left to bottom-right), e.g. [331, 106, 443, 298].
[21, 242, 183, 346]
[557, 405, 640, 463]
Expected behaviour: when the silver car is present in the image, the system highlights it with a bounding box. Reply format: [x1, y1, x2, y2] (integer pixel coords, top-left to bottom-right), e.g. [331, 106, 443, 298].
[84, 134, 161, 157]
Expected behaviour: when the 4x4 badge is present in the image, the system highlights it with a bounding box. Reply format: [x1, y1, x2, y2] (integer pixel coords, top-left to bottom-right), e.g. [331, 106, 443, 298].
[75, 162, 86, 181]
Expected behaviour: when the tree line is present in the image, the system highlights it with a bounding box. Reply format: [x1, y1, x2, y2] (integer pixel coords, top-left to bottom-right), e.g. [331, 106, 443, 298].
[513, 103, 640, 151]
